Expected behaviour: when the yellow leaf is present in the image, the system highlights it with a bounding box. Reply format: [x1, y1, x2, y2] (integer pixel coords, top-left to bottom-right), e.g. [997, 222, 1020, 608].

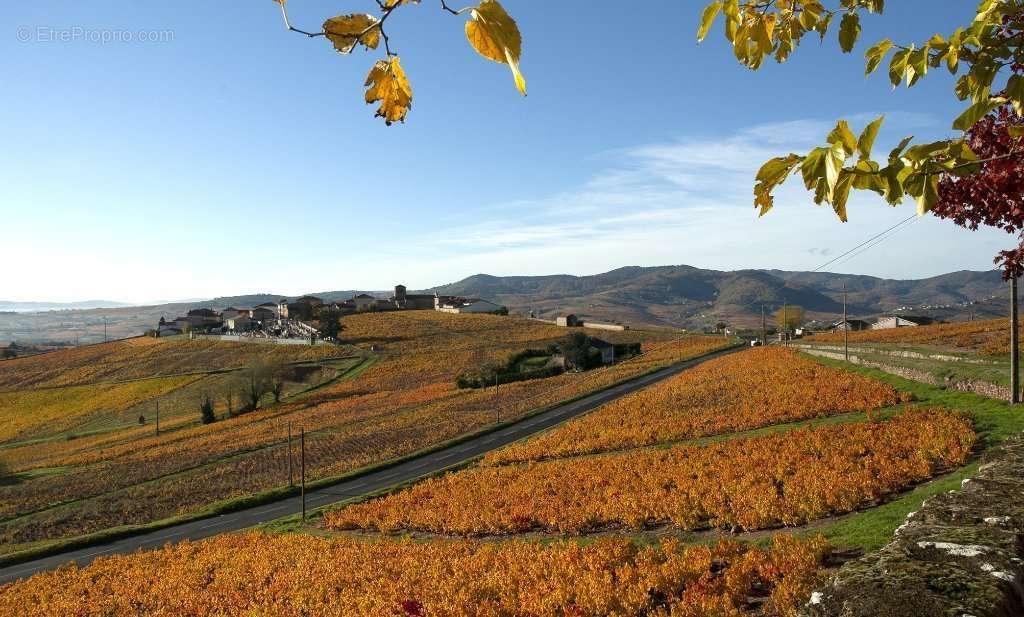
[323, 14, 380, 54]
[465, 0, 527, 96]
[364, 57, 412, 125]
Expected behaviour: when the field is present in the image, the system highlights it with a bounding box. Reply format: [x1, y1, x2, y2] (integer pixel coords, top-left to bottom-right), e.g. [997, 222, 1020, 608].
[807, 318, 1011, 356]
[3, 331, 1023, 615]
[0, 532, 828, 617]
[486, 348, 905, 464]
[0, 312, 725, 560]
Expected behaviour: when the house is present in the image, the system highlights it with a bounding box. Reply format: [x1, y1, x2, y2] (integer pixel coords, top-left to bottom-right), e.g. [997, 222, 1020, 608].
[434, 296, 508, 315]
[185, 308, 222, 328]
[589, 338, 616, 365]
[872, 315, 935, 330]
[256, 302, 280, 317]
[833, 319, 871, 332]
[157, 317, 184, 337]
[282, 296, 325, 320]
[221, 307, 243, 320]
[226, 314, 252, 332]
[391, 285, 436, 310]
[556, 314, 581, 327]
[353, 294, 378, 311]
[250, 307, 276, 322]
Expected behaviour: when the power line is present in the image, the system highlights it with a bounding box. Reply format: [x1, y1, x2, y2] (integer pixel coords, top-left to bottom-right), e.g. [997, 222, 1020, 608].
[811, 214, 918, 273]
[826, 216, 921, 271]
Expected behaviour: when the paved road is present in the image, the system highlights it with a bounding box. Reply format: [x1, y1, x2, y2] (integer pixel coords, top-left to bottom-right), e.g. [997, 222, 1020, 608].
[0, 345, 741, 584]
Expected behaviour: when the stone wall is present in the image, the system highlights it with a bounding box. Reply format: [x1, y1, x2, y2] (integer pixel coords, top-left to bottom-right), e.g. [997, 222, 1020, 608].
[796, 346, 1014, 401]
[803, 436, 1024, 617]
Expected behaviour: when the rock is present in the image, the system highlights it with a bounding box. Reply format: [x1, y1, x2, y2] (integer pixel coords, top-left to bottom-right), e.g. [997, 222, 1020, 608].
[802, 436, 1024, 617]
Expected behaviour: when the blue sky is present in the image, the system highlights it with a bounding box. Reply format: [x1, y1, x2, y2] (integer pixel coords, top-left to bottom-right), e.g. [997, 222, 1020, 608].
[0, 1, 1012, 303]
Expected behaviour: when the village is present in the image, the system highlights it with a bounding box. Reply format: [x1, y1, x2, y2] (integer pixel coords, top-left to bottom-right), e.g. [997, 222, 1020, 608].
[155, 285, 509, 342]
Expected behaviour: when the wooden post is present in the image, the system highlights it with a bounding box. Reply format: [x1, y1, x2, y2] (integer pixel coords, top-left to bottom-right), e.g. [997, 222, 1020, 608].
[761, 304, 766, 347]
[783, 301, 788, 347]
[288, 422, 293, 488]
[155, 401, 160, 436]
[843, 283, 849, 362]
[300, 427, 306, 521]
[1012, 277, 1020, 405]
[495, 373, 500, 424]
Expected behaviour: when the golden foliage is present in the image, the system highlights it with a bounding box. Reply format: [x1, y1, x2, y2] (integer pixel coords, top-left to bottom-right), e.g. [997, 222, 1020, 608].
[465, 0, 527, 95]
[0, 313, 714, 556]
[0, 531, 829, 617]
[808, 318, 1013, 356]
[487, 347, 903, 465]
[327, 407, 974, 535]
[364, 57, 413, 125]
[323, 14, 380, 53]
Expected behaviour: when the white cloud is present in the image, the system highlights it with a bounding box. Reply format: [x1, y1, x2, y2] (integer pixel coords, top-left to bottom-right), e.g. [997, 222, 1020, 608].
[381, 113, 1010, 286]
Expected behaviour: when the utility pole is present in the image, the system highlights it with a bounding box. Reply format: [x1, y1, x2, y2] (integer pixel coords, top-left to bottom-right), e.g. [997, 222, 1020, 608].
[783, 300, 788, 347]
[1012, 277, 1020, 405]
[287, 422, 293, 488]
[843, 283, 849, 362]
[761, 304, 767, 347]
[300, 427, 306, 521]
[495, 373, 500, 424]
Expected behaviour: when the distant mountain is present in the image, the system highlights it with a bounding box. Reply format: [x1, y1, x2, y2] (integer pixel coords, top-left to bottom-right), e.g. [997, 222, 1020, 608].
[189, 291, 387, 309]
[428, 266, 1006, 329]
[0, 300, 132, 312]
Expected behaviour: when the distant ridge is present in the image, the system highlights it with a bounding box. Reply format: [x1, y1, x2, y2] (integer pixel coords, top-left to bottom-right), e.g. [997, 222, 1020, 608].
[427, 265, 1005, 329]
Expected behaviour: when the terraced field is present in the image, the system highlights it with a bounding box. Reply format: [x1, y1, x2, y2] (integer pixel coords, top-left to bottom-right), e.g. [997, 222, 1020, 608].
[4, 342, 1023, 616]
[0, 313, 723, 560]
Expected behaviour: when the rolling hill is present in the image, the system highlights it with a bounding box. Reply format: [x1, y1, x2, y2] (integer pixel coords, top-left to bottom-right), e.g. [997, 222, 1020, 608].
[427, 266, 1006, 329]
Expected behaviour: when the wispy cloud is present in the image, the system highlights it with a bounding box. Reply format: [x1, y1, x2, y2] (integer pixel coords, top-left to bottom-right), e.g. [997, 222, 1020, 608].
[386, 111, 1007, 284]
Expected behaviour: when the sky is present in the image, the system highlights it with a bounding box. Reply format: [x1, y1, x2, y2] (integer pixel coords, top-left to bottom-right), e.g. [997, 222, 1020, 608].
[0, 1, 1014, 303]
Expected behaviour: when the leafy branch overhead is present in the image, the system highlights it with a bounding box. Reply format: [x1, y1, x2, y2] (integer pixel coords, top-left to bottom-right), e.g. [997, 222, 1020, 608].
[273, 0, 526, 125]
[697, 0, 1024, 220]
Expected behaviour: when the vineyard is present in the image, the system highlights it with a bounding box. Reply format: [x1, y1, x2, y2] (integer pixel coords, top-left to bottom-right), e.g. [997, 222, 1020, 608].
[0, 531, 829, 617]
[327, 407, 974, 535]
[807, 318, 1012, 356]
[0, 312, 725, 558]
[485, 348, 905, 465]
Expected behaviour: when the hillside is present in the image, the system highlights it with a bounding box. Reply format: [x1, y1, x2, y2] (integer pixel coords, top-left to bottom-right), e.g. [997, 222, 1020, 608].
[429, 266, 1006, 329]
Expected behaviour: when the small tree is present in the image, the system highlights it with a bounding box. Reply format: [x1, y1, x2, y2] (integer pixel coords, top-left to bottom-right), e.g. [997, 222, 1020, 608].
[223, 389, 235, 418]
[775, 305, 806, 334]
[270, 365, 287, 404]
[560, 332, 592, 371]
[316, 307, 345, 341]
[199, 392, 216, 425]
[240, 361, 273, 412]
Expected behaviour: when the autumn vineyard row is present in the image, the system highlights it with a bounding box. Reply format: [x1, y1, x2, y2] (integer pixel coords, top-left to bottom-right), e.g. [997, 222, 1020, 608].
[327, 408, 974, 535]
[0, 532, 829, 617]
[485, 347, 905, 465]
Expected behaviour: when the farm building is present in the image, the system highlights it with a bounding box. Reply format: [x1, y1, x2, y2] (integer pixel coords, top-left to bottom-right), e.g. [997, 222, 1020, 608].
[435, 297, 508, 315]
[556, 314, 581, 327]
[833, 319, 871, 332]
[590, 338, 616, 365]
[872, 315, 935, 330]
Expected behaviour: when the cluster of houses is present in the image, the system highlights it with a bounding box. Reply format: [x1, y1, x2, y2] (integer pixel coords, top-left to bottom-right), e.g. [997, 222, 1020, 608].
[156, 285, 508, 338]
[831, 315, 936, 332]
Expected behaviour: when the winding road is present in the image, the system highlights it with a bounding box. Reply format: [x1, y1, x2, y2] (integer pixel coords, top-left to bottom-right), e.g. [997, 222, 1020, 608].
[0, 345, 741, 585]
